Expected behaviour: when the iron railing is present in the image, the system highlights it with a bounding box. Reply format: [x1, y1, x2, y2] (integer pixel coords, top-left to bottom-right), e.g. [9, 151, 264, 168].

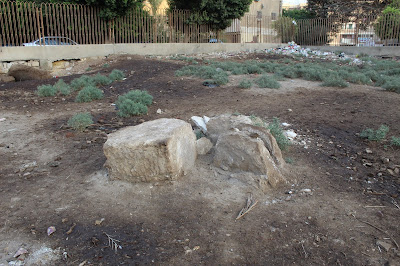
[1, 1, 399, 47]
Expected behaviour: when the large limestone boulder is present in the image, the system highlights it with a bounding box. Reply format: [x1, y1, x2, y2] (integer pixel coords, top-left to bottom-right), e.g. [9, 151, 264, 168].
[206, 114, 252, 144]
[103, 118, 196, 183]
[8, 64, 52, 81]
[213, 131, 285, 188]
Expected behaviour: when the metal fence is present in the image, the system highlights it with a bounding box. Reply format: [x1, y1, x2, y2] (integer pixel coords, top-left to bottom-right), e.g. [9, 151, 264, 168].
[1, 1, 399, 47]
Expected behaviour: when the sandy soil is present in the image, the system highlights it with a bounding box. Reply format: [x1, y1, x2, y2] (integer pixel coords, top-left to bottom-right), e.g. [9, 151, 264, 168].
[0, 54, 399, 265]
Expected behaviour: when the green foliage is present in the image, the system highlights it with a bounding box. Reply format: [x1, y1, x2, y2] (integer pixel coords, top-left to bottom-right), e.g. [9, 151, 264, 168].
[103, 63, 110, 68]
[267, 117, 290, 151]
[168, 0, 253, 31]
[238, 79, 252, 89]
[246, 63, 263, 74]
[283, 8, 316, 20]
[381, 77, 400, 93]
[255, 75, 281, 89]
[391, 136, 400, 147]
[54, 79, 71, 95]
[109, 69, 125, 81]
[37, 84, 57, 97]
[75, 86, 104, 102]
[375, 1, 400, 40]
[116, 90, 153, 117]
[360, 125, 389, 141]
[346, 73, 371, 85]
[67, 112, 93, 132]
[211, 71, 229, 85]
[70, 75, 95, 91]
[175, 65, 229, 85]
[321, 75, 348, 87]
[169, 55, 199, 64]
[285, 157, 294, 164]
[92, 73, 112, 86]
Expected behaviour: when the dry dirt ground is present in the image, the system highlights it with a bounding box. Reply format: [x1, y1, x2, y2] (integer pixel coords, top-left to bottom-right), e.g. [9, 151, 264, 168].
[0, 54, 399, 265]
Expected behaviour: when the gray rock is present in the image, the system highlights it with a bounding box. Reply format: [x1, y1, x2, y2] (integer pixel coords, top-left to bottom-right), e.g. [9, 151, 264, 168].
[196, 137, 213, 155]
[207, 114, 252, 144]
[213, 131, 285, 188]
[377, 240, 392, 252]
[103, 118, 196, 183]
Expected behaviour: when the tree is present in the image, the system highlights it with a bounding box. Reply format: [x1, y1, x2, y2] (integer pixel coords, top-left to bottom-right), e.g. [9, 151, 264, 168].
[20, 0, 145, 20]
[168, 0, 252, 31]
[282, 9, 316, 20]
[307, 0, 390, 19]
[375, 0, 400, 42]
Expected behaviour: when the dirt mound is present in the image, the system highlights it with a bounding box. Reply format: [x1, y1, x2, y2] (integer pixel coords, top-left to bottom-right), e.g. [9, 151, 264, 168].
[8, 64, 52, 81]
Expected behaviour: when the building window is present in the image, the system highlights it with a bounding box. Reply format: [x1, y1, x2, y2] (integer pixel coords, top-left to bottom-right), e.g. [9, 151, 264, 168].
[271, 12, 277, 21]
[348, 24, 353, 29]
[257, 11, 262, 19]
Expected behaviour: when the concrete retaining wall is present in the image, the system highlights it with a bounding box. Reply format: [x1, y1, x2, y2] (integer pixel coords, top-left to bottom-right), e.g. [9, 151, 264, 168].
[0, 43, 285, 62]
[305, 46, 400, 57]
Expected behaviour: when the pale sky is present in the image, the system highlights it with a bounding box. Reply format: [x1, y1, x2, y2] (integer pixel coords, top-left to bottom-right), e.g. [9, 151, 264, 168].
[282, 0, 307, 4]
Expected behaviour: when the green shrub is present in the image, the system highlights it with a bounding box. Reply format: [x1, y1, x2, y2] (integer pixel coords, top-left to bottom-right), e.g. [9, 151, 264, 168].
[360, 125, 389, 141]
[54, 79, 71, 95]
[116, 99, 148, 117]
[321, 75, 348, 87]
[120, 90, 153, 106]
[239, 79, 252, 89]
[67, 112, 93, 131]
[211, 71, 229, 85]
[116, 90, 153, 117]
[231, 67, 248, 75]
[391, 136, 400, 147]
[255, 75, 281, 89]
[37, 84, 57, 97]
[347, 73, 372, 85]
[109, 69, 125, 81]
[246, 64, 263, 74]
[92, 73, 112, 86]
[103, 63, 110, 68]
[268, 117, 290, 151]
[381, 76, 400, 93]
[75, 86, 104, 102]
[70, 75, 95, 91]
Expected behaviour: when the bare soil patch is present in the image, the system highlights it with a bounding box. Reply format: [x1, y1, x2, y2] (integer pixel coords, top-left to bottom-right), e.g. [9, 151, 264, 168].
[1, 54, 399, 265]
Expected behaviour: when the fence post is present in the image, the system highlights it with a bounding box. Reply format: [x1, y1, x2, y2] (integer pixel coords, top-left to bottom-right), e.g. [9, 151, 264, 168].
[36, 5, 43, 45]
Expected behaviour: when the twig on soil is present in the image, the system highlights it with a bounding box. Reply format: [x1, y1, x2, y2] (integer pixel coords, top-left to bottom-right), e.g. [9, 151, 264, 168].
[301, 242, 308, 259]
[236, 193, 258, 220]
[392, 198, 400, 210]
[104, 233, 122, 253]
[357, 219, 399, 249]
[66, 223, 76, 235]
[364, 206, 386, 208]
[361, 252, 370, 257]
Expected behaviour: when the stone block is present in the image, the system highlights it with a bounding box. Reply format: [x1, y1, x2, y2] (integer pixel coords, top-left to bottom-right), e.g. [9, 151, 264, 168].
[104, 118, 197, 183]
[213, 131, 285, 188]
[196, 137, 213, 155]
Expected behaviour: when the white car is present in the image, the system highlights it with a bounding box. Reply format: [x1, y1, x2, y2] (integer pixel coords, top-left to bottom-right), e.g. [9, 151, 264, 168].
[23, 36, 78, 46]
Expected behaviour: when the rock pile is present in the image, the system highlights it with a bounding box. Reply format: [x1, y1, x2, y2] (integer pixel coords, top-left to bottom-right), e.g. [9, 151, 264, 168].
[103, 115, 286, 190]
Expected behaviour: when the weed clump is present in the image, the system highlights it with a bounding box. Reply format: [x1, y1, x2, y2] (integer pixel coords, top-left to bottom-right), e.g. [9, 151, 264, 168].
[239, 79, 252, 89]
[54, 79, 71, 95]
[75, 86, 104, 102]
[116, 90, 153, 117]
[70, 75, 95, 91]
[67, 112, 93, 131]
[255, 75, 280, 89]
[109, 69, 125, 81]
[37, 84, 57, 97]
[391, 136, 400, 147]
[321, 74, 348, 87]
[268, 117, 291, 151]
[92, 73, 112, 86]
[360, 125, 389, 141]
